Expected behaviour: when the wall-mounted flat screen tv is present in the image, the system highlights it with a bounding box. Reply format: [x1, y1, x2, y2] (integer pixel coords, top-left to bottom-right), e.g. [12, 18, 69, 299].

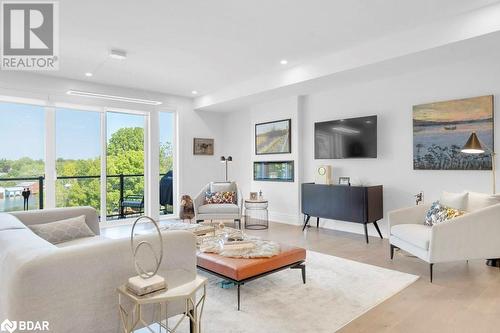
[314, 115, 377, 159]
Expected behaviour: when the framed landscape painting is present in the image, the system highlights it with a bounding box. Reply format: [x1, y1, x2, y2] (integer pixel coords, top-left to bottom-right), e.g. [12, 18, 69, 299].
[255, 119, 291, 155]
[413, 95, 494, 170]
[193, 138, 214, 155]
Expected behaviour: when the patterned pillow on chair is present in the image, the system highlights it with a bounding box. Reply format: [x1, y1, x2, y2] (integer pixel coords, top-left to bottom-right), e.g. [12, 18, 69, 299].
[204, 191, 236, 204]
[424, 201, 465, 226]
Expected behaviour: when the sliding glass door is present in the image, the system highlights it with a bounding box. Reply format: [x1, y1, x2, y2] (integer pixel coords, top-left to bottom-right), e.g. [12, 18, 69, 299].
[159, 111, 175, 216]
[0, 97, 177, 222]
[55, 108, 101, 213]
[0, 102, 45, 212]
[106, 111, 146, 220]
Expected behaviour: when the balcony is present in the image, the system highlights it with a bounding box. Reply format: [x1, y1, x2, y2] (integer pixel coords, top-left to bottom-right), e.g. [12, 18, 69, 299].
[0, 173, 173, 220]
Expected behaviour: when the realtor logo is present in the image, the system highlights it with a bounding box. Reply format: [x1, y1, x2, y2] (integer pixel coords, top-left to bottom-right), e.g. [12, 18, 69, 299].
[1, 1, 59, 70]
[0, 319, 16, 333]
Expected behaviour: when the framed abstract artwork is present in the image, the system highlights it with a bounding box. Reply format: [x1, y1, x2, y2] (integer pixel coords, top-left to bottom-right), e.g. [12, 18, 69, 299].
[255, 119, 291, 155]
[413, 95, 494, 170]
[193, 138, 214, 155]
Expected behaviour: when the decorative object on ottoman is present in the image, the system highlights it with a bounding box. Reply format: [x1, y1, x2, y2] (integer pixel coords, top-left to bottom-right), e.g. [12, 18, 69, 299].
[180, 194, 195, 222]
[250, 191, 258, 200]
[126, 216, 166, 296]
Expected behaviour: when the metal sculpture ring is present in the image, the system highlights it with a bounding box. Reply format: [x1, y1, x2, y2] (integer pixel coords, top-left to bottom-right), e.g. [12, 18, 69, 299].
[130, 216, 164, 279]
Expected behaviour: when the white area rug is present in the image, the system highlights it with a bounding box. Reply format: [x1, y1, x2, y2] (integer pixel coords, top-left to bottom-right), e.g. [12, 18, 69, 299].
[142, 251, 418, 333]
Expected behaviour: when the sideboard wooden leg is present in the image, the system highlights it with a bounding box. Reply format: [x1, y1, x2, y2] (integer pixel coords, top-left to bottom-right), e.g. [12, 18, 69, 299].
[302, 215, 311, 231]
[373, 221, 383, 239]
[364, 223, 369, 243]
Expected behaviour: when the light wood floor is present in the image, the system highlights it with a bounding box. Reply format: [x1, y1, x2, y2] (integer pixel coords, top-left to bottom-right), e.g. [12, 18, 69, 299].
[103, 221, 500, 333]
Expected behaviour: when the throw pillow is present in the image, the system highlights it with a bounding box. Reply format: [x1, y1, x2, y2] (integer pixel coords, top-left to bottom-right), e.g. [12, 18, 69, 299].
[424, 201, 465, 226]
[440, 191, 468, 210]
[465, 191, 500, 212]
[28, 215, 95, 244]
[204, 191, 236, 204]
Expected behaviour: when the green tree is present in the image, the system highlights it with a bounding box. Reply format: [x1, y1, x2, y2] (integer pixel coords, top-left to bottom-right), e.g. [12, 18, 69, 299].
[2, 126, 173, 218]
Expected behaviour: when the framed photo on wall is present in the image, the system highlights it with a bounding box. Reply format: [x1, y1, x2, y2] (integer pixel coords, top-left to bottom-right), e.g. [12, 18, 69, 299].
[255, 119, 291, 155]
[193, 138, 214, 155]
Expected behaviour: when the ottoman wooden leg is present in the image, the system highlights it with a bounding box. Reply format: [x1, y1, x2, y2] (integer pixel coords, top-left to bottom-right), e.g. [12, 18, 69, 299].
[291, 262, 306, 284]
[237, 284, 241, 311]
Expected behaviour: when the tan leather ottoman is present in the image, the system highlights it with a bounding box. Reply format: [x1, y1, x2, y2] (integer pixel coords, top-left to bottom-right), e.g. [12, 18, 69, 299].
[197, 244, 306, 310]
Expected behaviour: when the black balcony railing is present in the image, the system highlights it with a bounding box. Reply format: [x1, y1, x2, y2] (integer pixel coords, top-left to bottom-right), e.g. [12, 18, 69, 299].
[0, 173, 170, 219]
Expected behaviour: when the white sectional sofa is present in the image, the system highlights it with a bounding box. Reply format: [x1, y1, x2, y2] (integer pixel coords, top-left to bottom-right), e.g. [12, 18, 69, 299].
[0, 207, 197, 333]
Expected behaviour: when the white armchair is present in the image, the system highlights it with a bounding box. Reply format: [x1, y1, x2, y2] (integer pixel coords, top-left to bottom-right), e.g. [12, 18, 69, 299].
[389, 196, 500, 282]
[193, 182, 243, 228]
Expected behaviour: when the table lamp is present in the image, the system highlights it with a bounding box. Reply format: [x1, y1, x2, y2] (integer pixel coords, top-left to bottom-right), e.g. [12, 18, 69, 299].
[461, 132, 498, 267]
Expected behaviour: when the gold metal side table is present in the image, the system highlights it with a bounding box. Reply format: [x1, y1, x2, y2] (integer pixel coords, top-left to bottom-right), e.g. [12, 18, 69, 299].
[117, 274, 207, 333]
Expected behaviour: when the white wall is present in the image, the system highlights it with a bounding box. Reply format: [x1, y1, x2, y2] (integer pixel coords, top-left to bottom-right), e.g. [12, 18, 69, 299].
[223, 96, 304, 223]
[222, 51, 500, 237]
[0, 72, 225, 208]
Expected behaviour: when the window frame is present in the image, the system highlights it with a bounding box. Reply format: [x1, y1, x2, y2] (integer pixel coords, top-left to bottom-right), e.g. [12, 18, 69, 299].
[0, 96, 178, 224]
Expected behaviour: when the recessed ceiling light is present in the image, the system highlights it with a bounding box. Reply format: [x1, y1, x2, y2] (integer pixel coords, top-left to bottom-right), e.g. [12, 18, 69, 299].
[280, 59, 288, 65]
[109, 49, 127, 60]
[85, 72, 93, 77]
[191, 90, 198, 95]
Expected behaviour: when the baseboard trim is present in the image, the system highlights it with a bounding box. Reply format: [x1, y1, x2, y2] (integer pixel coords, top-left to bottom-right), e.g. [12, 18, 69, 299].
[268, 213, 388, 239]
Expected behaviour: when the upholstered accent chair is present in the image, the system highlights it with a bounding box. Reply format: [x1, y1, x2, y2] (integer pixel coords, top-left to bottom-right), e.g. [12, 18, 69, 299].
[193, 182, 243, 228]
[388, 191, 500, 282]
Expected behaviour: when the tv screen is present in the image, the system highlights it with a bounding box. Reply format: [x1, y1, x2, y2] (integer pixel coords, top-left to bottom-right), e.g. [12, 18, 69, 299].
[314, 115, 377, 159]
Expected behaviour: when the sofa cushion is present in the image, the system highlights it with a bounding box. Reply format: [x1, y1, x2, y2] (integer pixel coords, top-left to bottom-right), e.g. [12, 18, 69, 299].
[440, 191, 468, 210]
[198, 203, 239, 214]
[466, 192, 500, 212]
[391, 224, 432, 250]
[0, 213, 27, 231]
[28, 215, 96, 245]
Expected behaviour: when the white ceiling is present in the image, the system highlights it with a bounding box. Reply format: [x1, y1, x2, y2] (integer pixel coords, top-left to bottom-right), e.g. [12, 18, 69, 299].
[43, 0, 499, 97]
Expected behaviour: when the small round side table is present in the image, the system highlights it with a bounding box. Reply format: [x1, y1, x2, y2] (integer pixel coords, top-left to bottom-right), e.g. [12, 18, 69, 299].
[244, 199, 269, 230]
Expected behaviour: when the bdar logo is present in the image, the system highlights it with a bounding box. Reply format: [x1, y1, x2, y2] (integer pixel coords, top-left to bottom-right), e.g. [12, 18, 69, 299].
[0, 319, 17, 333]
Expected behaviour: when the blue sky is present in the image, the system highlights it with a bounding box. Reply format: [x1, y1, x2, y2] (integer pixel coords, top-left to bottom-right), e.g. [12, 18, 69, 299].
[0, 102, 174, 160]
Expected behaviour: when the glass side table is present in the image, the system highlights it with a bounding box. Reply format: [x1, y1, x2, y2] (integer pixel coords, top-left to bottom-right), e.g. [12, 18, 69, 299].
[244, 199, 269, 230]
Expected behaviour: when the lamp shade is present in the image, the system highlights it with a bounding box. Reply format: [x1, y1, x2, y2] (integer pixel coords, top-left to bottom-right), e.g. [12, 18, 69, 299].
[227, 156, 232, 162]
[461, 132, 485, 154]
